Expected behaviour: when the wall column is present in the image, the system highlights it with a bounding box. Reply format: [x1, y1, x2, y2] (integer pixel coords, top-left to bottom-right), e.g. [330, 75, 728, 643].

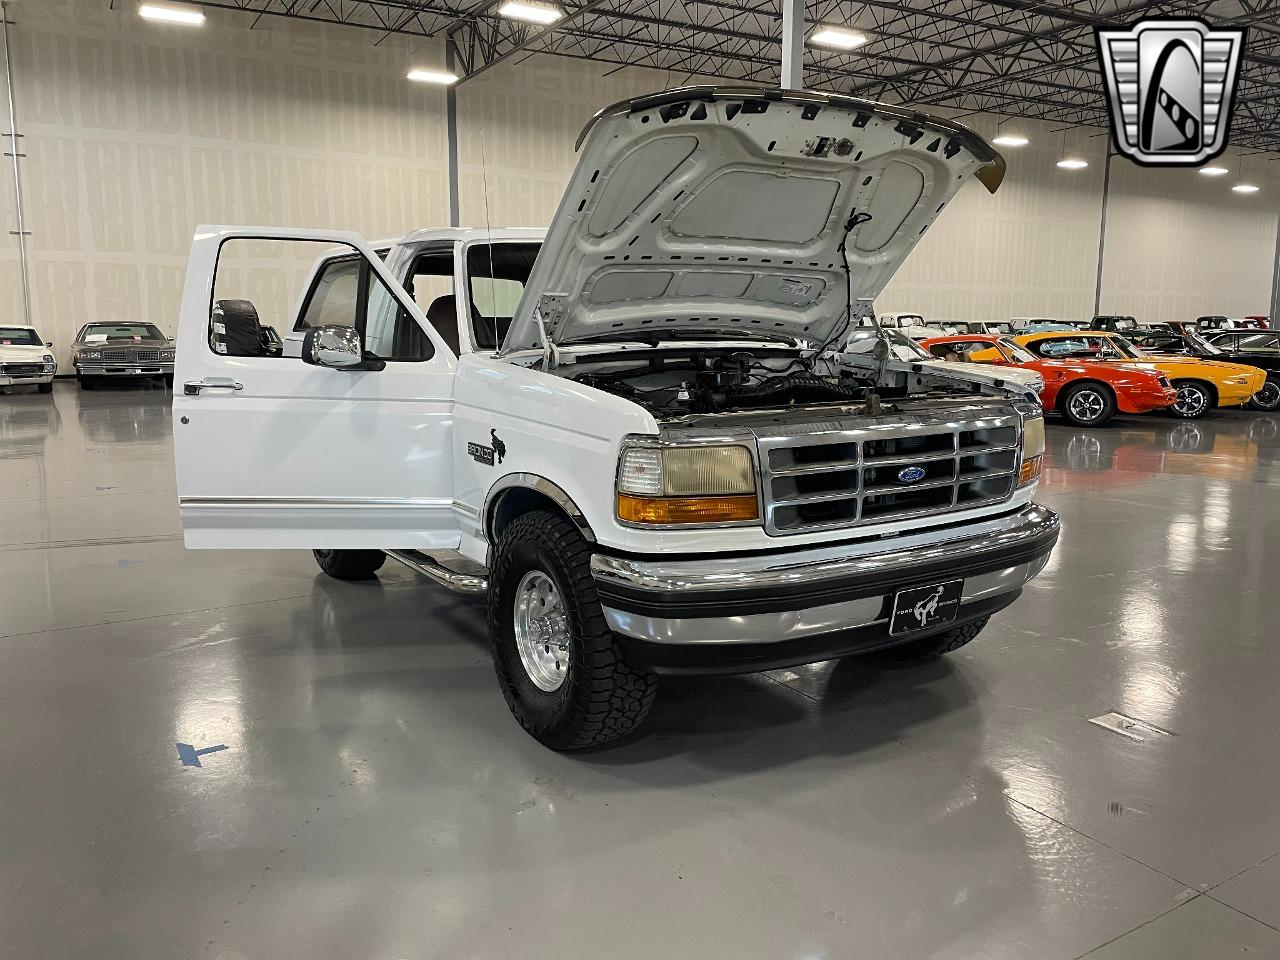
[1, 0, 32, 326]
[780, 0, 804, 89]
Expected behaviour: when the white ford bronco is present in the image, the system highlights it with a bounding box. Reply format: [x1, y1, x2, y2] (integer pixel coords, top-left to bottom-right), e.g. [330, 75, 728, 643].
[173, 86, 1060, 750]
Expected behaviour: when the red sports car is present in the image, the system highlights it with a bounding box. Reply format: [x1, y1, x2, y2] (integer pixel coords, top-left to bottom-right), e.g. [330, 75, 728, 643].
[920, 334, 1178, 427]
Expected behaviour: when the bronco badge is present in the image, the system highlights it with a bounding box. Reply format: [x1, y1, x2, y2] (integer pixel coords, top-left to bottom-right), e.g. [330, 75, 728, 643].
[468, 429, 507, 467]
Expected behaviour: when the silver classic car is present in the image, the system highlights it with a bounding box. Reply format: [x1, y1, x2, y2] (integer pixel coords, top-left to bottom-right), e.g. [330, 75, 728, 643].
[72, 323, 175, 389]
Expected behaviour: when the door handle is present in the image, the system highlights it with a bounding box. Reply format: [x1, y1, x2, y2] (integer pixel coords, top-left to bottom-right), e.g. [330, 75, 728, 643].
[184, 379, 244, 395]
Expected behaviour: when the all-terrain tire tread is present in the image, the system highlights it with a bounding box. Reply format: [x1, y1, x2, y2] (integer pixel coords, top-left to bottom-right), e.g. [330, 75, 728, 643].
[881, 615, 990, 660]
[488, 510, 656, 750]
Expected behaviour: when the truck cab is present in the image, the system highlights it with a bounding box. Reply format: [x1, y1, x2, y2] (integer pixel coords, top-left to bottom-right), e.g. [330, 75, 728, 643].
[281, 227, 544, 359]
[172, 86, 1059, 750]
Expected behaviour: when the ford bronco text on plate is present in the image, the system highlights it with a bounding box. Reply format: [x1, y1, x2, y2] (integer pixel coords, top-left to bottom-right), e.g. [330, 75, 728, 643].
[172, 87, 1060, 750]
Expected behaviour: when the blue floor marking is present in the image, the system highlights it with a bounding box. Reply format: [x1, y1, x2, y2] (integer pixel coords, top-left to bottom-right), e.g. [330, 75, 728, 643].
[176, 743, 229, 767]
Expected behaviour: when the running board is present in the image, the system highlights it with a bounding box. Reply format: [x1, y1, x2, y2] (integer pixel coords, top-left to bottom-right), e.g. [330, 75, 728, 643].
[384, 549, 489, 595]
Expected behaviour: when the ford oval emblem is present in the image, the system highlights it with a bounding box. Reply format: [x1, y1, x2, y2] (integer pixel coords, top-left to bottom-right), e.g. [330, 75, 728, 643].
[897, 466, 927, 484]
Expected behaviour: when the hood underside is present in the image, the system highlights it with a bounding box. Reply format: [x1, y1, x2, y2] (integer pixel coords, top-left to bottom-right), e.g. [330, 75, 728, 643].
[501, 85, 1004, 355]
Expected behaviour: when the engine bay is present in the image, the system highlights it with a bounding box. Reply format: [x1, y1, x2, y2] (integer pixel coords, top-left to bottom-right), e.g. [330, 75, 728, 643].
[568, 345, 982, 420]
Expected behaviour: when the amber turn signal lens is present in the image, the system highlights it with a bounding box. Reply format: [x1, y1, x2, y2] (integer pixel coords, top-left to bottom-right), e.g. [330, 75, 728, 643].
[1019, 455, 1042, 486]
[617, 494, 759, 525]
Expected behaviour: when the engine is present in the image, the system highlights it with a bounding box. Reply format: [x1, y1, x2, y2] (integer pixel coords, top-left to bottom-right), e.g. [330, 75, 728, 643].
[571, 349, 884, 418]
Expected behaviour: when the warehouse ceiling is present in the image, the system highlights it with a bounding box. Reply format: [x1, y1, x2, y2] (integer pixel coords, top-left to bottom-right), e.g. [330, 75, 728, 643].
[197, 0, 1280, 151]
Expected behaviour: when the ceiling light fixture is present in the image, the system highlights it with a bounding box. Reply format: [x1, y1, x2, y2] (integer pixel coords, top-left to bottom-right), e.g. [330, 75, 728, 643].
[1057, 158, 1088, 170]
[497, 1, 563, 24]
[992, 134, 1029, 147]
[1199, 165, 1230, 176]
[138, 2, 205, 25]
[407, 68, 459, 85]
[809, 26, 868, 50]
[1232, 183, 1261, 193]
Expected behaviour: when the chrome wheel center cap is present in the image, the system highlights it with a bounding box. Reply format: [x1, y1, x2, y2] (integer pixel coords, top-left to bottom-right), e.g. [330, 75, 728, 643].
[513, 570, 571, 692]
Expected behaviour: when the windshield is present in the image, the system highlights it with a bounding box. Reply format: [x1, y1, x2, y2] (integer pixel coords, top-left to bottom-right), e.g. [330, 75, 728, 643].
[466, 242, 540, 349]
[997, 338, 1036, 362]
[1236, 333, 1279, 350]
[81, 323, 166, 342]
[1184, 331, 1222, 354]
[1038, 334, 1142, 361]
[0, 327, 41, 346]
[845, 325, 932, 361]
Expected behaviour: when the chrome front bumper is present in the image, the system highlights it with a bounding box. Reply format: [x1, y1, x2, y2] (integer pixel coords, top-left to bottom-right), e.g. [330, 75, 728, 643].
[0, 373, 53, 385]
[78, 363, 173, 376]
[591, 503, 1059, 672]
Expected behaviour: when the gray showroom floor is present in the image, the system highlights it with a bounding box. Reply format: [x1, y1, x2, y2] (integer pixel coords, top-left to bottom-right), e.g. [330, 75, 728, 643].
[4, 382, 1280, 959]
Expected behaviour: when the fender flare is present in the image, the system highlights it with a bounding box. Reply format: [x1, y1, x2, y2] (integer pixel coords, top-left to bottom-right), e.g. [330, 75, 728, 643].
[483, 473, 597, 544]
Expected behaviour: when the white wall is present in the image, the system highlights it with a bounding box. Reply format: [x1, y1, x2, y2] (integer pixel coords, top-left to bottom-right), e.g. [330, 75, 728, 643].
[1, 0, 450, 367]
[878, 116, 1111, 323]
[1100, 160, 1280, 320]
[2, 0, 1277, 369]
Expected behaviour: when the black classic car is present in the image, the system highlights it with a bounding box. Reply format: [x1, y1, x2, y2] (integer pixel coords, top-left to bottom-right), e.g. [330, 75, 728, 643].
[1129, 329, 1280, 411]
[1206, 330, 1280, 353]
[71, 322, 175, 390]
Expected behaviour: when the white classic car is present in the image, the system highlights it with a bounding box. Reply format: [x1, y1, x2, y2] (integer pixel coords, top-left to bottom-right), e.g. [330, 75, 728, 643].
[172, 86, 1060, 750]
[0, 325, 56, 393]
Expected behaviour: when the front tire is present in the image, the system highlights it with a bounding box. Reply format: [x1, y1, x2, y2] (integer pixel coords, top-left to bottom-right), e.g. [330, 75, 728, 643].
[489, 510, 657, 750]
[1170, 380, 1212, 419]
[877, 616, 990, 661]
[163, 373, 175, 389]
[37, 381, 53, 394]
[312, 548, 385, 580]
[77, 374, 95, 391]
[1248, 379, 1280, 412]
[1058, 381, 1115, 427]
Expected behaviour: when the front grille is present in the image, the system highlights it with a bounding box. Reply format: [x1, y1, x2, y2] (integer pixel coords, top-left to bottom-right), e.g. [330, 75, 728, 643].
[760, 414, 1021, 534]
[136, 349, 159, 362]
[101, 349, 130, 362]
[1, 363, 44, 375]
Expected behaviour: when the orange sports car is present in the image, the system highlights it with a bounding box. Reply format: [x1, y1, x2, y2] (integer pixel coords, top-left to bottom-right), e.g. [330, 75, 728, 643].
[920, 334, 1177, 426]
[1013, 331, 1266, 419]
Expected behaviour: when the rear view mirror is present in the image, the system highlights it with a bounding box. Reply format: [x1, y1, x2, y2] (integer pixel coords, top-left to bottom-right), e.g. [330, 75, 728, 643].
[301, 325, 384, 371]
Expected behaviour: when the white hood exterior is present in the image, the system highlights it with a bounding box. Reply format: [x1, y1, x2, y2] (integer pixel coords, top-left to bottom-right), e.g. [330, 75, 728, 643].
[501, 86, 1004, 354]
[0, 343, 47, 363]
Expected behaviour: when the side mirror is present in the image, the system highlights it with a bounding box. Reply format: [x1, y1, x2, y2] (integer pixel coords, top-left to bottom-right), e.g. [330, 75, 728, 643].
[301, 325, 383, 371]
[46, 340, 53, 348]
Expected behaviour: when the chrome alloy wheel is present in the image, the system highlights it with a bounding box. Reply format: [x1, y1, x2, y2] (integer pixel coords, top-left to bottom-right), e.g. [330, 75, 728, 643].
[1067, 388, 1107, 423]
[1173, 384, 1209, 417]
[512, 570, 571, 692]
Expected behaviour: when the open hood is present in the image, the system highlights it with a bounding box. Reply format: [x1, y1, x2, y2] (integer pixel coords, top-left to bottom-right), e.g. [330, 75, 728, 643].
[501, 85, 1004, 355]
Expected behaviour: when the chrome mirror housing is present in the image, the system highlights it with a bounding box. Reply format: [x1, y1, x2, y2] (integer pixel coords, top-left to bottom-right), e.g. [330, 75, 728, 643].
[302, 325, 363, 369]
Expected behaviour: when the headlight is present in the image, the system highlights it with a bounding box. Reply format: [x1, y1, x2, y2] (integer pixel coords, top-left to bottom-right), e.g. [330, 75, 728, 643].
[42, 354, 54, 363]
[1019, 416, 1044, 487]
[617, 444, 758, 524]
[160, 350, 175, 361]
[79, 350, 101, 360]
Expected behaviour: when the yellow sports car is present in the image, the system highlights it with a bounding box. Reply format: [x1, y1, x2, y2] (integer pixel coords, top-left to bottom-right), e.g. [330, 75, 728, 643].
[1013, 331, 1266, 419]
